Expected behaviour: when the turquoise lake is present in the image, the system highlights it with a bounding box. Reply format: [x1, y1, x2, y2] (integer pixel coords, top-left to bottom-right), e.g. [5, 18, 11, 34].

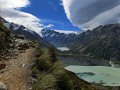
[65, 66, 120, 86]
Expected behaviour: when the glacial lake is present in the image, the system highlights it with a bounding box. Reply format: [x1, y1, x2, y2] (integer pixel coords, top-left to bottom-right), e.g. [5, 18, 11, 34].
[65, 66, 120, 86]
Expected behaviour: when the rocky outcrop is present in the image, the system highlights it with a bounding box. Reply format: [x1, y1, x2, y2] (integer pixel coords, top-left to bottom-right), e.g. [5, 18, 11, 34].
[18, 43, 29, 50]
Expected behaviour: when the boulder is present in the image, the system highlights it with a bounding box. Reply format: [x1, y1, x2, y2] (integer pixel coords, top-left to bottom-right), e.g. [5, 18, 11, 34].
[0, 82, 7, 90]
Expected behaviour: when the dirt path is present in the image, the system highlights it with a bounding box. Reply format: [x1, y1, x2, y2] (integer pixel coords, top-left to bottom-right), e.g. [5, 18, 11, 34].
[0, 48, 36, 90]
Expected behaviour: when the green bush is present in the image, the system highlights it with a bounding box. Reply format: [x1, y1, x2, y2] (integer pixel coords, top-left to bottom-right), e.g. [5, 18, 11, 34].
[33, 73, 57, 90]
[50, 61, 74, 90]
[56, 71, 74, 90]
[32, 66, 40, 77]
[48, 48, 57, 63]
[37, 58, 52, 71]
[50, 61, 65, 76]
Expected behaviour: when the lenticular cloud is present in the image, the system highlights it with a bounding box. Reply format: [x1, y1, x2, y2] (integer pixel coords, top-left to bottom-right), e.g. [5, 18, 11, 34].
[62, 0, 120, 30]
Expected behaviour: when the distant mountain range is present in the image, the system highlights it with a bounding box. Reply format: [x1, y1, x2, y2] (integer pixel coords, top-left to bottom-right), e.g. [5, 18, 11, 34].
[41, 28, 78, 47]
[41, 24, 120, 61]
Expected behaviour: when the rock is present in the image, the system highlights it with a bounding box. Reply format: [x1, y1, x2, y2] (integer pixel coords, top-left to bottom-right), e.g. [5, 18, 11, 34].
[22, 64, 25, 68]
[18, 43, 29, 50]
[0, 82, 7, 90]
[0, 64, 6, 70]
[14, 35, 25, 39]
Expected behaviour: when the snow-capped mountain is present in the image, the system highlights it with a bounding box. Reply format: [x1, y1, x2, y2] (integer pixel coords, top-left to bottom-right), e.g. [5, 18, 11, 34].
[41, 28, 79, 47]
[0, 16, 35, 33]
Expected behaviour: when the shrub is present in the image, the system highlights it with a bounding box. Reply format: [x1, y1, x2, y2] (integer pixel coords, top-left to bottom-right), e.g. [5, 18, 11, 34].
[50, 61, 74, 90]
[48, 48, 57, 63]
[32, 66, 40, 78]
[57, 72, 74, 90]
[50, 61, 64, 76]
[33, 73, 57, 90]
[37, 58, 52, 71]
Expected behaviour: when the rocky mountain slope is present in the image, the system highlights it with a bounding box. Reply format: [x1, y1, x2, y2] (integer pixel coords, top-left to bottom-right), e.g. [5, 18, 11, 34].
[71, 24, 120, 61]
[0, 17, 53, 48]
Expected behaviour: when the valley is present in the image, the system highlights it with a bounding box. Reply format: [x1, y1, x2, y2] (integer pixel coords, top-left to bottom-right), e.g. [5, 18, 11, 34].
[0, 17, 100, 90]
[1, 0, 120, 90]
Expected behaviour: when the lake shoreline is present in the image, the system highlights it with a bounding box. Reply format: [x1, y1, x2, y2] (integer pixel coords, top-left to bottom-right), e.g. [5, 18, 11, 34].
[58, 55, 110, 66]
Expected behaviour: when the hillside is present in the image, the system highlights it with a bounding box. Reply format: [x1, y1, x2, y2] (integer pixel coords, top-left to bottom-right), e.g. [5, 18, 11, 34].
[0, 17, 53, 48]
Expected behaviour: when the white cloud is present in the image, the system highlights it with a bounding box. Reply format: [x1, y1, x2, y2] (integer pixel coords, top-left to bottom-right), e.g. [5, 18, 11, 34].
[0, 0, 30, 9]
[0, 0, 43, 32]
[54, 30, 77, 34]
[43, 24, 54, 28]
[61, 0, 120, 30]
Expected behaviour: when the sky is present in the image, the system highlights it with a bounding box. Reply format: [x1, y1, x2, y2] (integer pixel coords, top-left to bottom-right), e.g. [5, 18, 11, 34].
[0, 0, 79, 32]
[0, 0, 120, 33]
[21, 0, 79, 31]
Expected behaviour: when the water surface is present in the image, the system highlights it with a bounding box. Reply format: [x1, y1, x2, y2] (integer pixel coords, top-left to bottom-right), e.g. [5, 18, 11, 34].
[65, 66, 120, 86]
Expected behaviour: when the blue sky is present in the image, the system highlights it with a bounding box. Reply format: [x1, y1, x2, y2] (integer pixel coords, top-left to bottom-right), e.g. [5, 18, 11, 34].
[1, 0, 119, 32]
[21, 0, 79, 31]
